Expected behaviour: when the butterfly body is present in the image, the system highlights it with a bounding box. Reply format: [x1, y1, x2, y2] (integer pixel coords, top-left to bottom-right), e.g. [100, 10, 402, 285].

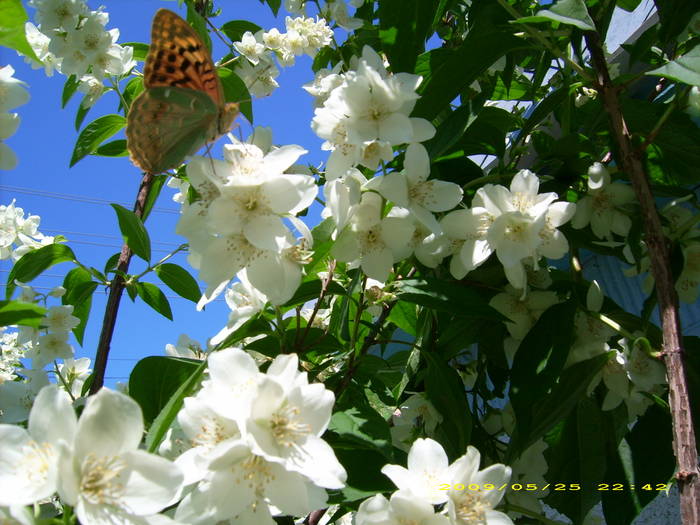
[126, 9, 239, 174]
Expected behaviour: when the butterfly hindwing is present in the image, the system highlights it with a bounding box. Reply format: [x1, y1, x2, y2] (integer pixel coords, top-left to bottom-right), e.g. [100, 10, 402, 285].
[126, 87, 218, 174]
[144, 9, 224, 106]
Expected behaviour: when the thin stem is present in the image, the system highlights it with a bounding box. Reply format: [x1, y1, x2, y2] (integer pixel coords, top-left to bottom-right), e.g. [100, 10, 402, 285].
[298, 260, 336, 350]
[90, 171, 154, 394]
[130, 244, 188, 282]
[585, 28, 700, 524]
[274, 306, 288, 353]
[53, 361, 75, 402]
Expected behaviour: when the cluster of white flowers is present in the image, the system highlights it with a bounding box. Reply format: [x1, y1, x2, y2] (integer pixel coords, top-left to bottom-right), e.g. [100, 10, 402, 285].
[306, 46, 464, 281]
[0, 276, 93, 424]
[0, 328, 28, 383]
[435, 170, 576, 291]
[175, 129, 317, 310]
[0, 67, 30, 170]
[355, 438, 513, 525]
[0, 386, 183, 524]
[164, 347, 346, 523]
[0, 200, 55, 261]
[285, 0, 365, 31]
[234, 15, 333, 97]
[24, 0, 135, 106]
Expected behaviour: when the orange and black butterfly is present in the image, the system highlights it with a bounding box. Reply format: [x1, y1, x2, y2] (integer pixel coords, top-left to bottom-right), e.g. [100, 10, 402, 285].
[126, 9, 239, 174]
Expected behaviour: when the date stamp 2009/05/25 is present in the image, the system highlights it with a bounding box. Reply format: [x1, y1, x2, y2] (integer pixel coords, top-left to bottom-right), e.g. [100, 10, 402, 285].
[437, 483, 670, 492]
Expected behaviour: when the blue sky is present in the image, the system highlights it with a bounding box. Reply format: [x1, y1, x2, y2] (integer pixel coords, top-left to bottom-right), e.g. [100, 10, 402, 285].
[1, 0, 332, 385]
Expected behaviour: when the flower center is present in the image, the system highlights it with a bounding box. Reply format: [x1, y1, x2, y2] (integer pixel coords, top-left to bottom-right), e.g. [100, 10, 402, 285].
[80, 454, 126, 505]
[454, 492, 489, 525]
[19, 440, 54, 484]
[270, 404, 310, 447]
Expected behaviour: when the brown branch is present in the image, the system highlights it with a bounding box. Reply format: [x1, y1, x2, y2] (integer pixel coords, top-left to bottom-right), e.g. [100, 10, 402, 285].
[584, 30, 700, 524]
[90, 171, 154, 394]
[297, 259, 336, 350]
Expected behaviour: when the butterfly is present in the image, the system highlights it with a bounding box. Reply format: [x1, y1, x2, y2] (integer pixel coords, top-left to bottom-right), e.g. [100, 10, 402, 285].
[126, 9, 239, 174]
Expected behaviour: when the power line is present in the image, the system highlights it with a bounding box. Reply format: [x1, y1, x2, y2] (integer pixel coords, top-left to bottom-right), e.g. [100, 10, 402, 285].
[1, 185, 180, 215]
[42, 229, 184, 247]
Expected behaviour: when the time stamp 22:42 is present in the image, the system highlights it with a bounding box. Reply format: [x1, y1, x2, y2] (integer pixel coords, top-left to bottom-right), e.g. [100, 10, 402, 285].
[438, 483, 670, 492]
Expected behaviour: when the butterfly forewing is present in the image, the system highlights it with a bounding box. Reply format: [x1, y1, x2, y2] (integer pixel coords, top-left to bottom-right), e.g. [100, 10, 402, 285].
[144, 9, 224, 105]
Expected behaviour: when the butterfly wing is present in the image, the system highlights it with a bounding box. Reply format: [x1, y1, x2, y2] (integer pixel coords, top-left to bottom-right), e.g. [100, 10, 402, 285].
[126, 86, 219, 174]
[144, 9, 225, 106]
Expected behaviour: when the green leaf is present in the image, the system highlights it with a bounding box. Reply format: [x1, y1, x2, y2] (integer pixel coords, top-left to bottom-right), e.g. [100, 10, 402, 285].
[378, 0, 435, 73]
[70, 114, 126, 167]
[111, 204, 151, 262]
[155, 263, 201, 303]
[74, 102, 91, 131]
[508, 353, 611, 460]
[0, 0, 39, 62]
[0, 300, 46, 328]
[62, 267, 97, 345]
[6, 244, 76, 300]
[511, 300, 578, 412]
[220, 20, 262, 42]
[414, 31, 527, 119]
[94, 139, 128, 157]
[516, 0, 595, 31]
[654, 1, 700, 44]
[130, 356, 201, 425]
[122, 77, 144, 110]
[329, 406, 393, 457]
[647, 47, 700, 86]
[265, 0, 281, 16]
[395, 278, 506, 321]
[136, 282, 173, 320]
[218, 67, 253, 123]
[140, 174, 167, 223]
[425, 102, 478, 159]
[62, 75, 80, 108]
[423, 350, 472, 460]
[617, 0, 643, 11]
[544, 398, 606, 522]
[122, 42, 149, 62]
[186, 6, 212, 51]
[387, 300, 417, 337]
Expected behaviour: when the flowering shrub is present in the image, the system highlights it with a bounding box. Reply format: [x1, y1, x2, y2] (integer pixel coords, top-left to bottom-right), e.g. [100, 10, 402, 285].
[2, 0, 700, 524]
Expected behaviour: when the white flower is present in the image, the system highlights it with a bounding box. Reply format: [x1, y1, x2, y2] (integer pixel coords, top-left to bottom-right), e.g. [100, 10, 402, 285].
[0, 66, 30, 112]
[366, 143, 463, 233]
[43, 305, 80, 333]
[234, 31, 266, 65]
[210, 270, 268, 346]
[303, 64, 344, 107]
[57, 388, 183, 525]
[327, 0, 363, 31]
[0, 385, 75, 506]
[24, 22, 61, 76]
[390, 393, 442, 452]
[26, 331, 73, 368]
[440, 207, 494, 279]
[332, 192, 414, 281]
[445, 447, 513, 525]
[489, 286, 559, 340]
[0, 368, 50, 424]
[77, 74, 105, 107]
[381, 438, 453, 505]
[56, 357, 92, 398]
[30, 0, 88, 32]
[236, 55, 280, 97]
[165, 334, 206, 360]
[245, 353, 347, 489]
[571, 163, 635, 240]
[262, 27, 285, 50]
[356, 490, 450, 525]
